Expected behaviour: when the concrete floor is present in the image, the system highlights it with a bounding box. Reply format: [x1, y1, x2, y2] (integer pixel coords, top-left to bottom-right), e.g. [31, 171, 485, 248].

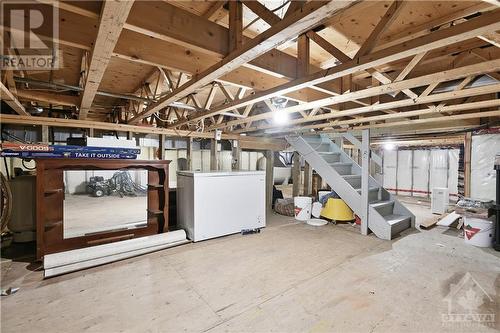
[1, 200, 499, 332]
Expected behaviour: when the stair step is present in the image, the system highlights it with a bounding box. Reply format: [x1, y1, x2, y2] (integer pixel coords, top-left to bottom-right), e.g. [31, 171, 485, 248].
[318, 152, 340, 156]
[384, 214, 411, 226]
[329, 162, 352, 167]
[370, 200, 395, 216]
[329, 162, 353, 175]
[354, 186, 379, 192]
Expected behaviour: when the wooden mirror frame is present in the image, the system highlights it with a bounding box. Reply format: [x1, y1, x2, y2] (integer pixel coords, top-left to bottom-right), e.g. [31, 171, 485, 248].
[36, 159, 170, 259]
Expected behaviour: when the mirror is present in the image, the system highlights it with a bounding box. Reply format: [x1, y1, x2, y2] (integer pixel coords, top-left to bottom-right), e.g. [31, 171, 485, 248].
[63, 169, 148, 238]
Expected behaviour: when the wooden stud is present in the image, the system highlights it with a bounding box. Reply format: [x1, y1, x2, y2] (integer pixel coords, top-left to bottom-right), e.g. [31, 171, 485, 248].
[41, 125, 49, 144]
[186, 137, 193, 170]
[210, 139, 219, 171]
[229, 1, 243, 52]
[292, 152, 301, 197]
[232, 140, 241, 171]
[303, 162, 312, 196]
[265, 150, 274, 213]
[464, 132, 472, 197]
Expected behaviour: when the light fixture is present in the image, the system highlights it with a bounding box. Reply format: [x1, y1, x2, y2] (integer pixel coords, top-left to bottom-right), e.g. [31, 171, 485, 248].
[271, 96, 289, 125]
[273, 109, 289, 125]
[384, 142, 395, 150]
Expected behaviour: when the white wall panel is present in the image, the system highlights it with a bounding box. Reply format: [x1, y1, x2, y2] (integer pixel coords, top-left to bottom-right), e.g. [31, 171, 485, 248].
[397, 150, 413, 196]
[448, 149, 459, 198]
[382, 150, 397, 194]
[412, 150, 430, 197]
[430, 150, 449, 190]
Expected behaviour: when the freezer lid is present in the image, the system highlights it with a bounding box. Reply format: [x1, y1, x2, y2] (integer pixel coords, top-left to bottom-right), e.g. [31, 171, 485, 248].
[177, 170, 265, 177]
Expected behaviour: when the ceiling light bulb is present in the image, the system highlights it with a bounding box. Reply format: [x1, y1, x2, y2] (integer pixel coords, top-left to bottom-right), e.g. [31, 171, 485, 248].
[384, 143, 395, 150]
[273, 110, 289, 125]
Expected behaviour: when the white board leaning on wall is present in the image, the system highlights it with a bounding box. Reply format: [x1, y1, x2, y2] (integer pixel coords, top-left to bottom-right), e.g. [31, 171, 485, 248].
[471, 134, 500, 201]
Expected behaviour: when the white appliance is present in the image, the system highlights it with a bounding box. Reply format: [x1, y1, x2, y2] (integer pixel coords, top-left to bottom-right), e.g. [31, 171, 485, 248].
[431, 187, 449, 214]
[176, 171, 266, 241]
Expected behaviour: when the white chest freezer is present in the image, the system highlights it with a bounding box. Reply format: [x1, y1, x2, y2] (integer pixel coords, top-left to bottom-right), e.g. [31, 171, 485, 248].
[176, 171, 266, 241]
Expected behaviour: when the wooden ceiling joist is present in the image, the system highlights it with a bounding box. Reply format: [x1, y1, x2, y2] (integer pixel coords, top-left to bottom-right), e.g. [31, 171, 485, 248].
[78, 0, 134, 119]
[0, 114, 287, 151]
[214, 59, 500, 132]
[0, 82, 29, 116]
[127, 0, 358, 125]
[183, 10, 500, 128]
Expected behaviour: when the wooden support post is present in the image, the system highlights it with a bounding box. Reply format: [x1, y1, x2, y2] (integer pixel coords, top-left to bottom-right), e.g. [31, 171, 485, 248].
[361, 129, 370, 236]
[186, 137, 193, 170]
[265, 150, 274, 214]
[127, 131, 133, 140]
[41, 125, 49, 144]
[158, 134, 166, 160]
[228, 0, 243, 52]
[210, 139, 219, 170]
[303, 162, 312, 196]
[292, 152, 301, 197]
[464, 132, 472, 197]
[88, 128, 94, 137]
[312, 173, 322, 199]
[232, 140, 241, 170]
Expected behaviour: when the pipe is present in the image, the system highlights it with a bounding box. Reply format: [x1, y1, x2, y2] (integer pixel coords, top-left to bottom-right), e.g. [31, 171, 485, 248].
[13, 77, 200, 112]
[14, 77, 150, 103]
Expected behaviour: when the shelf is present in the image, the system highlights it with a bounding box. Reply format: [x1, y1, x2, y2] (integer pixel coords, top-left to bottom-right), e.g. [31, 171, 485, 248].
[147, 209, 163, 215]
[44, 220, 62, 231]
[45, 188, 63, 195]
[147, 184, 164, 189]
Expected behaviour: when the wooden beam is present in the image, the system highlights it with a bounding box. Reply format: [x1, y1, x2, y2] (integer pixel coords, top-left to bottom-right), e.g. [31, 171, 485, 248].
[15, 90, 79, 107]
[306, 31, 350, 63]
[393, 52, 427, 82]
[478, 32, 500, 48]
[354, 0, 406, 58]
[297, 34, 310, 77]
[128, 1, 357, 125]
[0, 82, 29, 115]
[292, 152, 300, 197]
[0, 114, 287, 150]
[229, 1, 243, 51]
[237, 82, 500, 134]
[79, 0, 134, 119]
[265, 150, 275, 213]
[197, 11, 500, 126]
[220, 60, 500, 131]
[243, 1, 281, 26]
[464, 132, 472, 197]
[345, 110, 500, 131]
[203, 1, 226, 20]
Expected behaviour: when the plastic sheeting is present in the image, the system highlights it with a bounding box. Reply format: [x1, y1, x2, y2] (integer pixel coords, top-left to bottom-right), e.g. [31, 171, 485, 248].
[448, 149, 459, 197]
[412, 150, 430, 197]
[397, 150, 412, 196]
[382, 148, 459, 200]
[471, 134, 500, 200]
[382, 150, 397, 194]
[429, 150, 449, 190]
